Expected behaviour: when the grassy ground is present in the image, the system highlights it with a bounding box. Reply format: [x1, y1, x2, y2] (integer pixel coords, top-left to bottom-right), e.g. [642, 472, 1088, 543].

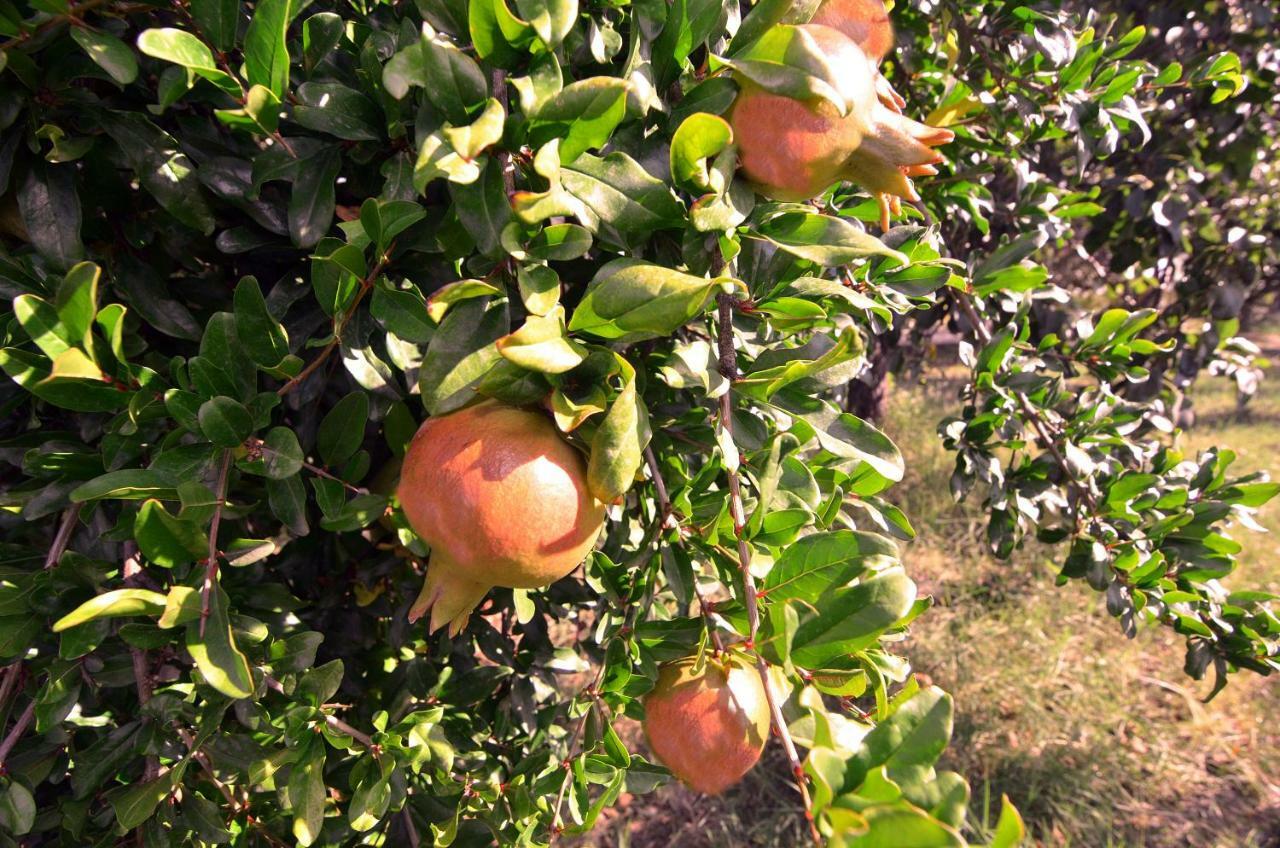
[576, 361, 1280, 848]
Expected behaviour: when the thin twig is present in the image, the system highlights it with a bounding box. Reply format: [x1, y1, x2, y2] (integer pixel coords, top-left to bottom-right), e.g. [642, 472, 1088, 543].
[490, 69, 516, 198]
[43, 507, 77, 569]
[402, 808, 421, 848]
[277, 250, 394, 397]
[949, 289, 1100, 520]
[0, 0, 112, 50]
[0, 665, 21, 719]
[324, 714, 375, 748]
[122, 543, 160, 780]
[643, 445, 724, 655]
[549, 537, 664, 840]
[199, 450, 234, 637]
[246, 437, 370, 495]
[0, 701, 36, 770]
[715, 294, 822, 846]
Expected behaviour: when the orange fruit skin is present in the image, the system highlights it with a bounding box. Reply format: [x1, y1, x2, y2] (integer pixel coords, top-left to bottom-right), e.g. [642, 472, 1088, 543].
[729, 24, 878, 202]
[397, 401, 605, 634]
[643, 656, 772, 795]
[810, 0, 895, 61]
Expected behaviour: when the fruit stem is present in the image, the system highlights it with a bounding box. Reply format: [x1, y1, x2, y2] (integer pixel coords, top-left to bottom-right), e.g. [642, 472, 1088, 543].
[715, 293, 823, 847]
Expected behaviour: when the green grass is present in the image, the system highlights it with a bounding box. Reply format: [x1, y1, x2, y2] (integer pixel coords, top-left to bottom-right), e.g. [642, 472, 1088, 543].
[575, 366, 1280, 848]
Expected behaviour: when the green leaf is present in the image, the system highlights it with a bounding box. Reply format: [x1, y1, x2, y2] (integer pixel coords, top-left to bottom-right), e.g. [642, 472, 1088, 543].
[496, 306, 587, 374]
[72, 469, 177, 502]
[95, 111, 216, 234]
[290, 148, 340, 247]
[444, 97, 505, 161]
[52, 589, 168, 632]
[289, 745, 326, 846]
[12, 294, 71, 360]
[448, 159, 512, 258]
[135, 28, 240, 94]
[988, 795, 1026, 848]
[294, 82, 383, 140]
[848, 687, 954, 784]
[244, 0, 294, 97]
[834, 805, 963, 848]
[516, 264, 561, 315]
[53, 263, 99, 345]
[719, 24, 851, 114]
[569, 260, 722, 341]
[191, 0, 239, 50]
[318, 391, 369, 467]
[760, 531, 899, 604]
[587, 355, 650, 503]
[258, 426, 305, 479]
[136, 499, 210, 566]
[419, 298, 508, 414]
[0, 782, 35, 836]
[757, 212, 907, 266]
[302, 11, 343, 70]
[810, 413, 905, 483]
[527, 78, 630, 163]
[186, 585, 254, 698]
[514, 0, 576, 48]
[670, 112, 733, 192]
[789, 567, 917, 668]
[111, 769, 182, 830]
[199, 396, 254, 447]
[372, 281, 435, 343]
[17, 162, 84, 270]
[468, 0, 535, 67]
[561, 152, 685, 238]
[233, 276, 290, 367]
[384, 26, 487, 123]
[71, 27, 138, 85]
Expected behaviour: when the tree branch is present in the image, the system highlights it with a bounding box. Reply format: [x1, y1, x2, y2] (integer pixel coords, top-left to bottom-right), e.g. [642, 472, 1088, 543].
[199, 449, 234, 637]
[43, 507, 77, 569]
[0, 701, 35, 770]
[122, 543, 160, 780]
[715, 294, 821, 846]
[643, 445, 724, 656]
[246, 437, 370, 495]
[277, 249, 394, 397]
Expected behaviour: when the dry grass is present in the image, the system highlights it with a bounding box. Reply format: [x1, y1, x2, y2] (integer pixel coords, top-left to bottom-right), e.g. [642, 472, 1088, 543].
[572, 358, 1280, 848]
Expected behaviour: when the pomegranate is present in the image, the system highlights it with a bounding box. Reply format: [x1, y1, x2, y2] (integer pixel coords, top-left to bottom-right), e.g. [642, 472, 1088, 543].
[810, 0, 894, 61]
[729, 12, 954, 227]
[397, 401, 605, 636]
[642, 655, 771, 794]
[730, 24, 879, 202]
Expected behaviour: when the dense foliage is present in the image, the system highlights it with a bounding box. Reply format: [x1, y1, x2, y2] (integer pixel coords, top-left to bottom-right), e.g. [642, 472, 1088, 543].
[0, 0, 1275, 845]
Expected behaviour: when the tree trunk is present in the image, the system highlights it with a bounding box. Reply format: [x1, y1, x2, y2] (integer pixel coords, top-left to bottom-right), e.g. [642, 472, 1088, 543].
[847, 329, 898, 422]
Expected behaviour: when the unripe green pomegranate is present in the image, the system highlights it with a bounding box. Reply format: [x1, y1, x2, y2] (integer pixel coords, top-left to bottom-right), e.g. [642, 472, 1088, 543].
[397, 401, 606, 636]
[642, 655, 771, 794]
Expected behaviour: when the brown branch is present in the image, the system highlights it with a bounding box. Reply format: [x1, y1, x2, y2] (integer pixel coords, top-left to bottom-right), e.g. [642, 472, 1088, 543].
[199, 449, 234, 637]
[0, 701, 35, 770]
[643, 445, 724, 656]
[43, 507, 77, 569]
[716, 294, 821, 846]
[122, 544, 161, 780]
[402, 808, 421, 848]
[549, 529, 665, 841]
[324, 713, 375, 748]
[949, 289, 1101, 521]
[277, 250, 394, 397]
[246, 437, 370, 495]
[490, 69, 516, 198]
[0, 0, 113, 51]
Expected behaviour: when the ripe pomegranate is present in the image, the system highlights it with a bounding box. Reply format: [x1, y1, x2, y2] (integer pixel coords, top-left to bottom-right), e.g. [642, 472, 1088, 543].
[729, 12, 954, 227]
[730, 24, 879, 202]
[810, 0, 894, 61]
[397, 401, 605, 636]
[642, 655, 771, 794]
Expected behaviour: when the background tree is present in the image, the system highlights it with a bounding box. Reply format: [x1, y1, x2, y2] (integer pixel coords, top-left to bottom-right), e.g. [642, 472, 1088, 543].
[0, 0, 1274, 846]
